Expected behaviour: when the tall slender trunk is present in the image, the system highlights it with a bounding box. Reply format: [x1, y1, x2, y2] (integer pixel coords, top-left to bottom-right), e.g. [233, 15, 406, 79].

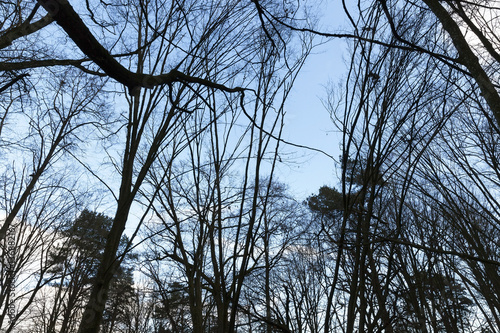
[77, 205, 131, 333]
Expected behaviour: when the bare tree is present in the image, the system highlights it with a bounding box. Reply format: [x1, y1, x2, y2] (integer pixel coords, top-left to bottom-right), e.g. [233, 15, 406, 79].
[1, 0, 314, 332]
[16, 1, 312, 332]
[0, 65, 106, 332]
[140, 15, 311, 332]
[316, 1, 475, 331]
[313, 1, 500, 331]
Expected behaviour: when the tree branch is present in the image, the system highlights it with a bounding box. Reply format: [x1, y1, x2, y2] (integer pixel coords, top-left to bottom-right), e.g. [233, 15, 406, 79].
[421, 0, 500, 126]
[0, 73, 29, 94]
[0, 59, 90, 72]
[0, 10, 53, 49]
[37, 0, 246, 95]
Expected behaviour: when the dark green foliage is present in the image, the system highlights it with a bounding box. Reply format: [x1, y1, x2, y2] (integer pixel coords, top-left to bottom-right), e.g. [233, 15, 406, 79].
[102, 266, 137, 333]
[344, 157, 384, 188]
[153, 282, 191, 333]
[395, 271, 474, 332]
[48, 210, 113, 289]
[64, 210, 112, 254]
[53, 209, 134, 279]
[307, 186, 343, 216]
[47, 209, 136, 332]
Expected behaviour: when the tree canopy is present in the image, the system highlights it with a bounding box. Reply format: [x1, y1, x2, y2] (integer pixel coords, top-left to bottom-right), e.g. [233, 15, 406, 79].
[2, 0, 500, 332]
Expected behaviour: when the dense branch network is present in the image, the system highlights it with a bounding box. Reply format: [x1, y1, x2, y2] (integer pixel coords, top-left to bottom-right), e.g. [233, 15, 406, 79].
[36, 0, 247, 95]
[4, 1, 500, 332]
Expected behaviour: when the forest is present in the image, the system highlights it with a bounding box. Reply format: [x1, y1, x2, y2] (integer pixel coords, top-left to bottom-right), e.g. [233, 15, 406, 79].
[1, 0, 500, 332]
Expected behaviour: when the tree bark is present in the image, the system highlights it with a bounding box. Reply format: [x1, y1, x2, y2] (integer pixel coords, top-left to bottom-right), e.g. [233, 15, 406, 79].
[421, 0, 500, 126]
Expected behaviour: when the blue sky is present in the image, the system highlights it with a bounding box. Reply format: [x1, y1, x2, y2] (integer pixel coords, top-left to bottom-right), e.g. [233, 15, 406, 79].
[278, 10, 350, 199]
